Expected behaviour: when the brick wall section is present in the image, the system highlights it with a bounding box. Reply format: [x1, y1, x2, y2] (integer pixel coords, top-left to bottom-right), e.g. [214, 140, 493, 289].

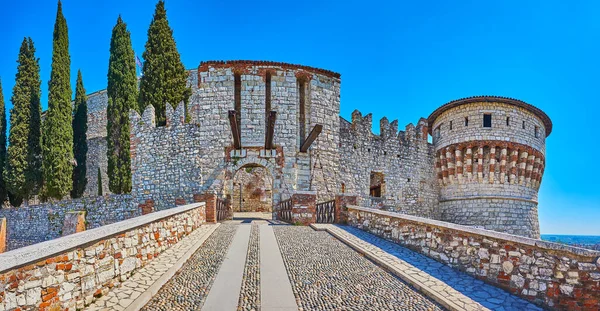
[334, 194, 358, 224]
[194, 193, 217, 223]
[0, 203, 206, 311]
[347, 206, 600, 311]
[290, 192, 317, 225]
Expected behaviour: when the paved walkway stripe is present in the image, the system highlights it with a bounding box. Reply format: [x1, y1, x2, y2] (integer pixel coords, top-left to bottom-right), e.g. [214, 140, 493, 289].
[260, 224, 299, 311]
[311, 223, 488, 311]
[202, 224, 251, 311]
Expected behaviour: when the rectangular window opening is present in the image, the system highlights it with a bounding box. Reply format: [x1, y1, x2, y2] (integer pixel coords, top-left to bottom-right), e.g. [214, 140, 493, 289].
[465, 117, 469, 126]
[506, 116, 510, 126]
[483, 114, 492, 128]
[522, 120, 526, 129]
[535, 126, 539, 138]
[449, 121, 453, 130]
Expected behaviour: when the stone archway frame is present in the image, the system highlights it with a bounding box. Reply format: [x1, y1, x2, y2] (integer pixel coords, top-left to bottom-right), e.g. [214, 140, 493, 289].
[227, 155, 283, 209]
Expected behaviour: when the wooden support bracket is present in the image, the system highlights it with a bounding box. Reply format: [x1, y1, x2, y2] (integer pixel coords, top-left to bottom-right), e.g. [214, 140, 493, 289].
[228, 110, 242, 149]
[300, 124, 323, 152]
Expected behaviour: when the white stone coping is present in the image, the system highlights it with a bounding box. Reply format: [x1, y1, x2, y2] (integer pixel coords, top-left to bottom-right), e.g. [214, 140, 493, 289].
[0, 202, 206, 273]
[347, 206, 600, 258]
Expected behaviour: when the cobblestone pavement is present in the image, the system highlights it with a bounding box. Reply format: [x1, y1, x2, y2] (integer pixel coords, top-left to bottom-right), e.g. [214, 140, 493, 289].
[337, 226, 543, 311]
[273, 226, 444, 311]
[141, 223, 238, 311]
[85, 223, 219, 311]
[238, 224, 260, 310]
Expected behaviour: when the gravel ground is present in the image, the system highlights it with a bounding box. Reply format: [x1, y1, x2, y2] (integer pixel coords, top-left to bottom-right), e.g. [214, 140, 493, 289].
[273, 226, 445, 311]
[141, 223, 238, 311]
[238, 224, 260, 310]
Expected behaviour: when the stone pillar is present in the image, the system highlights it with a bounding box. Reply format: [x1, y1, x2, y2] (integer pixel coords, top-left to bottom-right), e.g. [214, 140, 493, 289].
[435, 153, 442, 183]
[455, 147, 463, 183]
[139, 199, 155, 215]
[510, 149, 518, 184]
[489, 145, 496, 183]
[499, 145, 507, 184]
[446, 147, 455, 184]
[465, 145, 473, 180]
[440, 151, 448, 185]
[194, 193, 217, 223]
[291, 191, 317, 225]
[477, 146, 484, 182]
[0, 217, 6, 254]
[62, 211, 86, 236]
[533, 157, 542, 188]
[335, 194, 358, 224]
[519, 150, 528, 185]
[525, 150, 535, 186]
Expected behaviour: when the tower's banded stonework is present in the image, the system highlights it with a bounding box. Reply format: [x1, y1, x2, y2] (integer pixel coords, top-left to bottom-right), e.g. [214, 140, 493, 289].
[428, 96, 552, 238]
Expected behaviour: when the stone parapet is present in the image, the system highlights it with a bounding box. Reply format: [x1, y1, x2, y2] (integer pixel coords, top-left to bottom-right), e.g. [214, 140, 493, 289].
[347, 206, 600, 311]
[0, 202, 206, 311]
[334, 194, 358, 224]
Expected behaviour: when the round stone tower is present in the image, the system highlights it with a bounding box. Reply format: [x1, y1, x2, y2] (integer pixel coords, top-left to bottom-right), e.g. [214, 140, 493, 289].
[427, 96, 552, 238]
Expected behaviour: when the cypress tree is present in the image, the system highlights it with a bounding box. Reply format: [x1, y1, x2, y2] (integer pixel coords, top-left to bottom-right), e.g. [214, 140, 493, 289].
[138, 0, 191, 125]
[0, 79, 7, 205]
[43, 1, 73, 200]
[5, 38, 42, 206]
[106, 16, 136, 194]
[71, 70, 87, 198]
[97, 167, 103, 196]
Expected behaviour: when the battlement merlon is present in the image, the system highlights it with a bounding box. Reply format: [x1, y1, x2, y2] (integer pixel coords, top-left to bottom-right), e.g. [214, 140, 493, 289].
[348, 109, 430, 144]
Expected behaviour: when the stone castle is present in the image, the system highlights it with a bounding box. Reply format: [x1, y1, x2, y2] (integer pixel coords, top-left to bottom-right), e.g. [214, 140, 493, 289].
[81, 60, 550, 239]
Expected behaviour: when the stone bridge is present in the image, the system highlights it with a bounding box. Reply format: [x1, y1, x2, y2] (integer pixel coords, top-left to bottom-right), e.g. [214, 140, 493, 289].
[0, 198, 598, 311]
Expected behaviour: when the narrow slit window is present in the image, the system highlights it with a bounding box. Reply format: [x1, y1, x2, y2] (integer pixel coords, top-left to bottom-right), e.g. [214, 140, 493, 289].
[298, 78, 306, 144]
[265, 72, 271, 115]
[234, 73, 242, 130]
[449, 121, 453, 130]
[535, 126, 539, 138]
[483, 114, 492, 128]
[465, 117, 469, 126]
[522, 121, 526, 129]
[506, 117, 510, 126]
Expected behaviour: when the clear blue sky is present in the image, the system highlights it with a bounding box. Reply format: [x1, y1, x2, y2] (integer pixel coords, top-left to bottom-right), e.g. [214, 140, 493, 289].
[1, 0, 598, 235]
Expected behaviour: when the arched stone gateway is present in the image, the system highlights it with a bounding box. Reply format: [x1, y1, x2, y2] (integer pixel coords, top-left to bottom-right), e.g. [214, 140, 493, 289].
[231, 165, 273, 213]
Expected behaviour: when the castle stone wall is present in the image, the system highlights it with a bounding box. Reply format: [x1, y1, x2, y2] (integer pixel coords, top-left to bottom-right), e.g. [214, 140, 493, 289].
[0, 195, 138, 251]
[339, 112, 439, 218]
[130, 103, 204, 210]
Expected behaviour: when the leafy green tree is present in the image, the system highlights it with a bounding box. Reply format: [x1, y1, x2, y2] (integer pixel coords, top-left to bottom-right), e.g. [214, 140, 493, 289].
[0, 79, 7, 205]
[5, 38, 42, 206]
[97, 167, 103, 196]
[43, 1, 73, 200]
[138, 0, 191, 125]
[71, 70, 87, 198]
[106, 16, 136, 194]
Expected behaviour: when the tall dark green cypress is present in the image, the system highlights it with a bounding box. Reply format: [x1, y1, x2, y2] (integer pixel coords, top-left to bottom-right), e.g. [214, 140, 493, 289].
[138, 0, 191, 125]
[106, 16, 136, 194]
[71, 70, 87, 198]
[43, 1, 73, 200]
[97, 167, 103, 196]
[0, 79, 7, 205]
[5, 38, 42, 206]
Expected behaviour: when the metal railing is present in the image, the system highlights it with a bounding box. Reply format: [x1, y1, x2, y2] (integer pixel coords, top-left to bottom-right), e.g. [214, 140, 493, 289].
[216, 198, 228, 221]
[277, 198, 292, 223]
[316, 200, 335, 223]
